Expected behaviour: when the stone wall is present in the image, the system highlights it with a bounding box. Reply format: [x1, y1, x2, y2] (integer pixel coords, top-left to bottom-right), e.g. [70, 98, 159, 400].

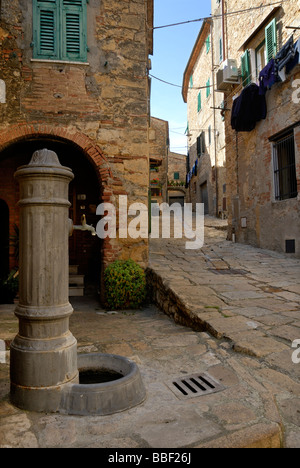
[168, 152, 186, 184]
[0, 0, 153, 277]
[149, 117, 169, 203]
[221, 0, 300, 256]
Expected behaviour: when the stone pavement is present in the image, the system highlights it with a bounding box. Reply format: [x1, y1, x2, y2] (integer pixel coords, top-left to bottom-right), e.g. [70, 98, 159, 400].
[0, 216, 299, 448]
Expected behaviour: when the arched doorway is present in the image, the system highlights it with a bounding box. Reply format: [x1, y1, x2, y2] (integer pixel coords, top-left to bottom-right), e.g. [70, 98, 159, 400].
[0, 137, 102, 297]
[0, 200, 9, 279]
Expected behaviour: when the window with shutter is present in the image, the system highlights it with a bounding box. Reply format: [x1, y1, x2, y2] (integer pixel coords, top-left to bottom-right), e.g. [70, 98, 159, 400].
[241, 49, 251, 87]
[33, 0, 87, 62]
[265, 18, 277, 63]
[206, 78, 211, 98]
[197, 132, 206, 157]
[197, 91, 201, 112]
[219, 37, 223, 63]
[206, 35, 210, 54]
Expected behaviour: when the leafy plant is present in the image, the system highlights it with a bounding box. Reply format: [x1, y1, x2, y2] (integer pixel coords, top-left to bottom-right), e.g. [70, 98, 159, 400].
[0, 269, 19, 304]
[104, 260, 147, 310]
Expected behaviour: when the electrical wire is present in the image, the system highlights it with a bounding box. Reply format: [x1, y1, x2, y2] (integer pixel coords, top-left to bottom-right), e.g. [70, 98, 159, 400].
[149, 73, 213, 90]
[152, 1, 289, 30]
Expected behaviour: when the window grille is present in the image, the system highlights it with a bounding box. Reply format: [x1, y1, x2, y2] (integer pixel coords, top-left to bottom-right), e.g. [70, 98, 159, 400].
[273, 131, 298, 201]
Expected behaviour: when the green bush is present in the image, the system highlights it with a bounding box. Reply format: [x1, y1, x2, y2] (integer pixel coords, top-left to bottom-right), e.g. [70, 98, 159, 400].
[104, 260, 146, 310]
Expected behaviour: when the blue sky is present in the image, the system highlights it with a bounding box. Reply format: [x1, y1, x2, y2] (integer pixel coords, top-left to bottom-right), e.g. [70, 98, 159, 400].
[151, 0, 212, 154]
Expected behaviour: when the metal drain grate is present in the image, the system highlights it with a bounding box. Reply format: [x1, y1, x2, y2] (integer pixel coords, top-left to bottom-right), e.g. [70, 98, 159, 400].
[167, 372, 225, 400]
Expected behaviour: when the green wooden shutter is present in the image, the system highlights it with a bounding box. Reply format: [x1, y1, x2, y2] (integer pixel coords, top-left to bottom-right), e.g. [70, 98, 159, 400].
[206, 78, 211, 98]
[201, 131, 206, 154]
[265, 19, 277, 63]
[219, 37, 223, 63]
[33, 0, 59, 59]
[197, 91, 201, 112]
[206, 35, 210, 54]
[241, 50, 251, 86]
[61, 0, 87, 62]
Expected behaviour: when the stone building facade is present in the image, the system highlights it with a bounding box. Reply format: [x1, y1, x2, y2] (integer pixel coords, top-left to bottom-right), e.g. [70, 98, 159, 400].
[167, 152, 186, 206]
[0, 0, 153, 294]
[149, 117, 169, 205]
[217, 0, 300, 256]
[149, 116, 187, 207]
[182, 17, 226, 217]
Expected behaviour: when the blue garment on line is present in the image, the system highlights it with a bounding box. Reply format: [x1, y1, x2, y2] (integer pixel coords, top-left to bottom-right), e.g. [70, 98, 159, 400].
[259, 59, 278, 95]
[286, 38, 300, 74]
[276, 35, 296, 71]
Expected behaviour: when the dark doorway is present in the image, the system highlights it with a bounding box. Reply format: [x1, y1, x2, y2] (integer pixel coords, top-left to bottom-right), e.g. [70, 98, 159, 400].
[200, 182, 209, 215]
[0, 138, 102, 296]
[0, 200, 9, 279]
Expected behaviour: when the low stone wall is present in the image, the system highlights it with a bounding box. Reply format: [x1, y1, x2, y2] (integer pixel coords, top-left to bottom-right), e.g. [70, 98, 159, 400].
[146, 267, 208, 332]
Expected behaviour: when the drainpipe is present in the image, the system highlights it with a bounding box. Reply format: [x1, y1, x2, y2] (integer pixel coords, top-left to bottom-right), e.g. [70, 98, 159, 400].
[221, 0, 226, 62]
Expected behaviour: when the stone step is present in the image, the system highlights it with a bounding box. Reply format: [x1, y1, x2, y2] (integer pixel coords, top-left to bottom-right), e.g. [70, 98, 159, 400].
[69, 275, 85, 287]
[69, 286, 85, 297]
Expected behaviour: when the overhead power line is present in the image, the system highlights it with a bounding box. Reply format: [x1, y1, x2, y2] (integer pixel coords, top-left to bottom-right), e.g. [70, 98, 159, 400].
[152, 1, 288, 30]
[149, 73, 213, 90]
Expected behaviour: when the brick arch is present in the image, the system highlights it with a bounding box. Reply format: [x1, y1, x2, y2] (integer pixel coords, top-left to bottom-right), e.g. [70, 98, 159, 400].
[0, 123, 124, 278]
[0, 123, 111, 188]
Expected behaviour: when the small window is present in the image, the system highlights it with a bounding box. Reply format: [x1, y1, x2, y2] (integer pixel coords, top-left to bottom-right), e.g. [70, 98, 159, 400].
[189, 75, 193, 88]
[33, 0, 88, 62]
[256, 41, 266, 76]
[197, 132, 206, 157]
[206, 35, 210, 54]
[208, 125, 212, 145]
[197, 91, 201, 112]
[219, 37, 223, 63]
[241, 49, 251, 87]
[265, 18, 277, 63]
[174, 172, 179, 180]
[206, 78, 211, 98]
[273, 131, 298, 201]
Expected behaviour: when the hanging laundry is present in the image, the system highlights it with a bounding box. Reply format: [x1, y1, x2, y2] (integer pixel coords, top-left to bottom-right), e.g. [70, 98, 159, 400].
[286, 38, 300, 74]
[276, 35, 296, 72]
[259, 59, 278, 95]
[231, 83, 267, 132]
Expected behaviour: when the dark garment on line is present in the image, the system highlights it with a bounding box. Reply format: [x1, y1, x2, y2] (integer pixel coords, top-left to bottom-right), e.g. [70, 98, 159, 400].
[286, 39, 300, 74]
[259, 59, 278, 95]
[276, 35, 295, 71]
[231, 83, 267, 132]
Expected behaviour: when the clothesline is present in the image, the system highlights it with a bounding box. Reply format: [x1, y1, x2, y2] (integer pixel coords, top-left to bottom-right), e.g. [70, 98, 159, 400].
[231, 35, 300, 133]
[225, 33, 300, 103]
